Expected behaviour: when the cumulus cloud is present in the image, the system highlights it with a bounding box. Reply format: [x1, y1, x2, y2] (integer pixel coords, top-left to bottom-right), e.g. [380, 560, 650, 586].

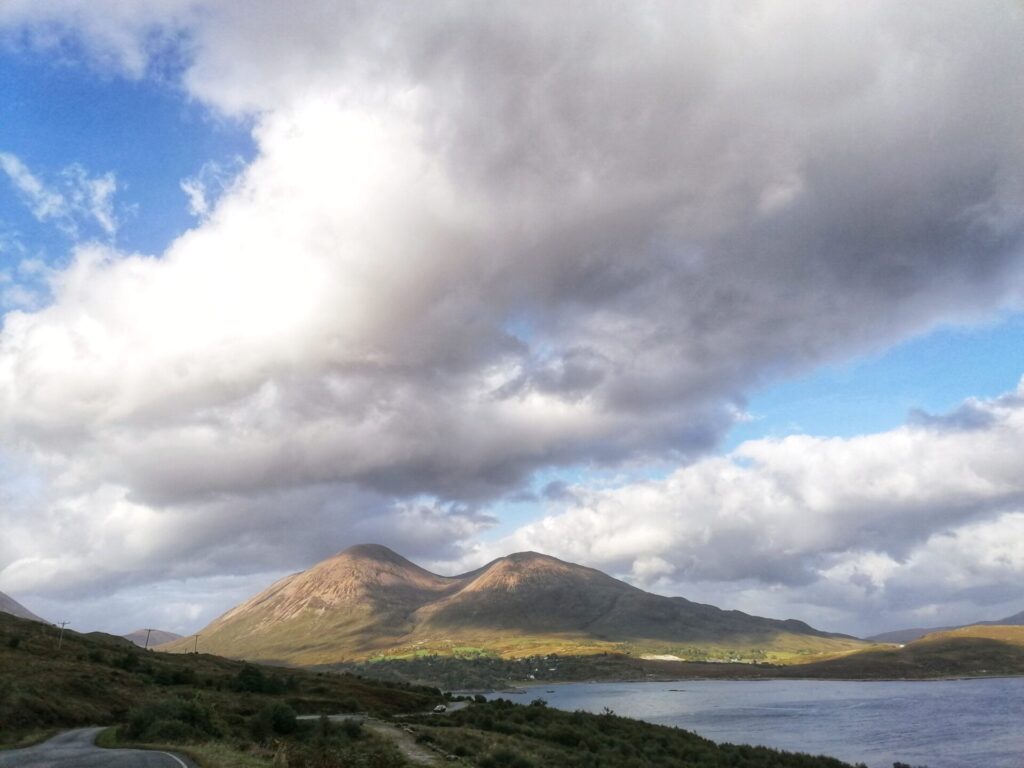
[466, 383, 1024, 633]
[0, 1, 1023, 632]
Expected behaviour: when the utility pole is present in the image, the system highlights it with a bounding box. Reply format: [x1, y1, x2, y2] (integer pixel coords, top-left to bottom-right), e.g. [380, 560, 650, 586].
[193, 634, 200, 654]
[143, 628, 154, 650]
[56, 621, 69, 650]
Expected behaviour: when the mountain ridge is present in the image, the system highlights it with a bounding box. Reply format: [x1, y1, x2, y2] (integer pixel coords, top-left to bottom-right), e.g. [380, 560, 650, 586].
[161, 544, 864, 664]
[123, 628, 183, 648]
[867, 609, 1024, 644]
[0, 590, 46, 624]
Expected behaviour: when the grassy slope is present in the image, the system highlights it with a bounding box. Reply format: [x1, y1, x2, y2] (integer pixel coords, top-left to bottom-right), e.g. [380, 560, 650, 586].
[0, 611, 437, 740]
[774, 625, 1024, 679]
[927, 624, 1024, 645]
[405, 699, 858, 768]
[344, 628, 865, 665]
[163, 617, 864, 667]
[324, 628, 1024, 689]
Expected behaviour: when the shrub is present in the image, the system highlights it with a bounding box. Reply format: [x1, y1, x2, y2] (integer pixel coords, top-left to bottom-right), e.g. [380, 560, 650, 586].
[269, 703, 298, 734]
[140, 719, 197, 743]
[153, 667, 196, 686]
[233, 664, 285, 694]
[481, 748, 535, 768]
[125, 699, 220, 742]
[250, 702, 298, 741]
[114, 653, 139, 671]
[340, 718, 362, 739]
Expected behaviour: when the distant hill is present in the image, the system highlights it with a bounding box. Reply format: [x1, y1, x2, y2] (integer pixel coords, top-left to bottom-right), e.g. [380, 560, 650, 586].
[123, 628, 183, 648]
[867, 609, 1024, 644]
[0, 590, 45, 623]
[160, 543, 864, 664]
[784, 624, 1024, 679]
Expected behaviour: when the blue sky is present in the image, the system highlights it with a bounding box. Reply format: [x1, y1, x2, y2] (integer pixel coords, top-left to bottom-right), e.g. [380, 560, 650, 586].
[1, 2, 1023, 637]
[0, 46, 252, 263]
[727, 313, 1024, 449]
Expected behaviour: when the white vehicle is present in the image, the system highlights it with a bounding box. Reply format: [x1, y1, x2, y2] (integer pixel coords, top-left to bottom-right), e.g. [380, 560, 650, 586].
[433, 704, 448, 713]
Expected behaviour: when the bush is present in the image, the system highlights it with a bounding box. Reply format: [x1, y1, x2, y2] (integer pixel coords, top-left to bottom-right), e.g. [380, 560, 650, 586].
[340, 718, 362, 739]
[140, 719, 197, 743]
[125, 699, 220, 742]
[232, 664, 285, 694]
[250, 702, 298, 741]
[481, 748, 535, 768]
[114, 653, 139, 671]
[154, 667, 196, 686]
[270, 703, 298, 734]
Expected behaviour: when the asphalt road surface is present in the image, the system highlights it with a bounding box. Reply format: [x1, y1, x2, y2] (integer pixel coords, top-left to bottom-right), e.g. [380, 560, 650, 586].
[0, 728, 196, 767]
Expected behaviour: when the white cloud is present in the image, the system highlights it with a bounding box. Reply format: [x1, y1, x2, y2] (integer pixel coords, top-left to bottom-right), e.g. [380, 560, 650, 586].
[0, 2, 1023, 634]
[180, 158, 244, 218]
[0, 152, 66, 223]
[0, 152, 122, 238]
[468, 385, 1024, 633]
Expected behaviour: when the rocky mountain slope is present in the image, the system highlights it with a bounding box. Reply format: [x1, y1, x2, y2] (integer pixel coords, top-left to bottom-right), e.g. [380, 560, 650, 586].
[161, 544, 863, 664]
[0, 590, 45, 623]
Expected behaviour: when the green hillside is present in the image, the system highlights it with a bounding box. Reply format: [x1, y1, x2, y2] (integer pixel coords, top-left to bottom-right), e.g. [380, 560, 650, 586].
[774, 625, 1024, 679]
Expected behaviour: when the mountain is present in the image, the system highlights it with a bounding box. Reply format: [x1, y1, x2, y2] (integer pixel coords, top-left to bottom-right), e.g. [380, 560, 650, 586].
[867, 609, 1024, 644]
[0, 591, 45, 623]
[160, 544, 864, 664]
[123, 628, 183, 648]
[977, 609, 1024, 627]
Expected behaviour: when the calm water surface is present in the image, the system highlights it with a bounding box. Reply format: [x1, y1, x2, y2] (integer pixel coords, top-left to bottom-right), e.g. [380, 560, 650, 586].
[486, 678, 1024, 767]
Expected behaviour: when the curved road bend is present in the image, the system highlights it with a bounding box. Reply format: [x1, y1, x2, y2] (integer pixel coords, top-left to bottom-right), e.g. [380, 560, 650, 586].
[0, 728, 196, 768]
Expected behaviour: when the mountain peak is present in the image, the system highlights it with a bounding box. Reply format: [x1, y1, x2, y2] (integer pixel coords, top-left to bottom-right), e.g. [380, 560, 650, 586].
[335, 543, 412, 565]
[502, 550, 561, 563]
[167, 545, 863, 664]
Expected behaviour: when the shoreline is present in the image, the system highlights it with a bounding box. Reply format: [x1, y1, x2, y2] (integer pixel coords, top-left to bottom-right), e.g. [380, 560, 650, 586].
[456, 671, 1024, 694]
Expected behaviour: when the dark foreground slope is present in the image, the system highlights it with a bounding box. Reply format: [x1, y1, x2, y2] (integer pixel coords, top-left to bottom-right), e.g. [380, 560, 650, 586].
[404, 698, 858, 768]
[0, 611, 861, 768]
[0, 610, 435, 739]
[162, 544, 863, 664]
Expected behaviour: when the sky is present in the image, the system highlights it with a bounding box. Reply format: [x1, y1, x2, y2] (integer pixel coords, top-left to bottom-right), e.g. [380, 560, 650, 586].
[0, 1, 1023, 639]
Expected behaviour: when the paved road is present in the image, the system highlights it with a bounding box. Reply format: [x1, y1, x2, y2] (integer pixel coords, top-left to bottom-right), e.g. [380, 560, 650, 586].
[0, 728, 196, 767]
